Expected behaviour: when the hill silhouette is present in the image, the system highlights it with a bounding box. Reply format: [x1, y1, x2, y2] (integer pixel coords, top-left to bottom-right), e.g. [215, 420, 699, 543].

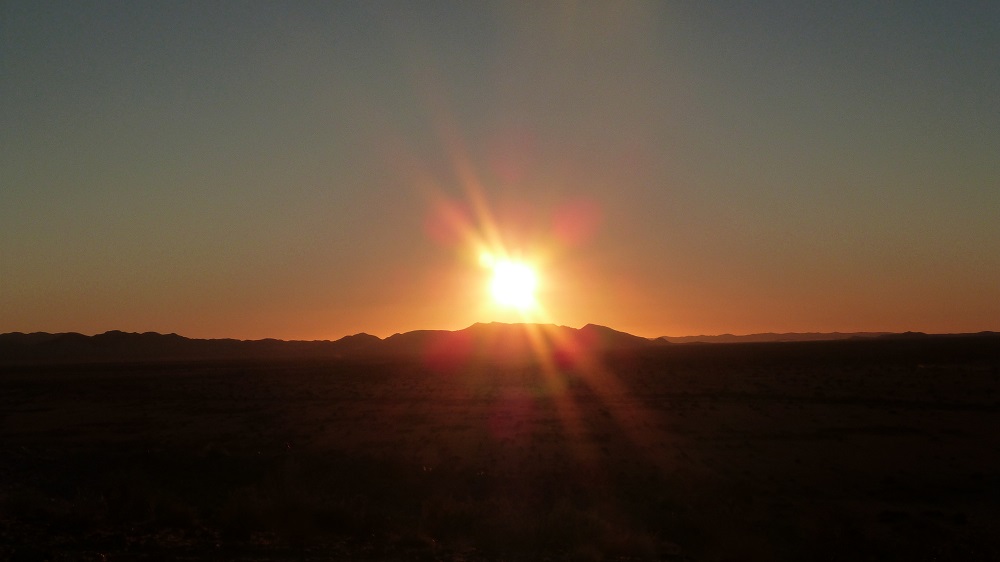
[0, 322, 656, 363]
[657, 331, 893, 344]
[1, 325, 997, 364]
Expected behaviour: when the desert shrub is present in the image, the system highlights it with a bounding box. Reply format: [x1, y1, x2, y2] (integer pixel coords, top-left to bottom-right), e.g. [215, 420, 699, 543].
[2, 487, 64, 522]
[217, 485, 268, 539]
[2, 486, 113, 535]
[56, 489, 109, 532]
[415, 491, 658, 558]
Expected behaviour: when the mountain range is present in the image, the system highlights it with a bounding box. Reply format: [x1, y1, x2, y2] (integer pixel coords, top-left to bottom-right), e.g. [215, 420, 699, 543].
[0, 323, 648, 363]
[656, 332, 895, 344]
[0, 323, 996, 364]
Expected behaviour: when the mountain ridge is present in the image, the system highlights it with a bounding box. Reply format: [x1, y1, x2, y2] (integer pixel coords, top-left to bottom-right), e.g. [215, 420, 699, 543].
[657, 332, 895, 344]
[1, 325, 997, 363]
[0, 322, 651, 363]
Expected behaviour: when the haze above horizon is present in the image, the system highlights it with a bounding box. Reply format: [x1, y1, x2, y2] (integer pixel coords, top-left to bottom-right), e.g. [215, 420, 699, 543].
[3, 2, 998, 340]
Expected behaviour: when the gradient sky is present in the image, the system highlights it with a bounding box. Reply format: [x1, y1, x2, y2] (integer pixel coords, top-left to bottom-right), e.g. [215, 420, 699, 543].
[2, 1, 998, 339]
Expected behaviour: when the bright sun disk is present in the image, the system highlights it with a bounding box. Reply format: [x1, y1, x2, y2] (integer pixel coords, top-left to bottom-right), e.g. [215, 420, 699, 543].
[489, 259, 538, 311]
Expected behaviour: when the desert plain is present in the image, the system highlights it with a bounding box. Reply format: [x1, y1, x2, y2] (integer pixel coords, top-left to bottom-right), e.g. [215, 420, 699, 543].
[2, 334, 999, 561]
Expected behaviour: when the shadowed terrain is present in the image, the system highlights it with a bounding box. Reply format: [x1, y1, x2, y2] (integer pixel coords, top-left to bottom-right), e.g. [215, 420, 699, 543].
[1, 328, 999, 560]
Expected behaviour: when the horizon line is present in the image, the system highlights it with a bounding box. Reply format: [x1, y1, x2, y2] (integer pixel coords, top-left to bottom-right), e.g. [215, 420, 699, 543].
[3, 322, 996, 343]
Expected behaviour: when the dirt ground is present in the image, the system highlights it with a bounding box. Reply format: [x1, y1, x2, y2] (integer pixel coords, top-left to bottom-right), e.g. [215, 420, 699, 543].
[2, 344, 999, 560]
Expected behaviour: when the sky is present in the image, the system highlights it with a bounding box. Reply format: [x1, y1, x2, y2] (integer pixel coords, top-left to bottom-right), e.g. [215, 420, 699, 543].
[2, 1, 998, 340]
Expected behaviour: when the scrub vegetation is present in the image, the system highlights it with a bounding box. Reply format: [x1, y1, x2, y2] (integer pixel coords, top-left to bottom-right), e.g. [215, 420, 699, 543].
[2, 340, 999, 560]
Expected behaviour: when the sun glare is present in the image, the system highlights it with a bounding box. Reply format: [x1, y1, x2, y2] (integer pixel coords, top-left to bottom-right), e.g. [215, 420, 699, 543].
[486, 257, 538, 311]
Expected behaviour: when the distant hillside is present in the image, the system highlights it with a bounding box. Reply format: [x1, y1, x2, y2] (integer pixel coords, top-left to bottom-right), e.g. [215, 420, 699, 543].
[2, 326, 996, 365]
[0, 322, 655, 364]
[377, 322, 654, 366]
[0, 330, 352, 362]
[657, 332, 893, 344]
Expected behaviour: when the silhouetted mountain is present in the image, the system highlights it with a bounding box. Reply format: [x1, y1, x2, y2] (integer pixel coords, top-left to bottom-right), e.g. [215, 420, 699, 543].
[2, 326, 998, 365]
[658, 332, 892, 344]
[381, 322, 653, 366]
[0, 330, 340, 362]
[0, 323, 653, 364]
[876, 331, 928, 339]
[331, 332, 383, 354]
[579, 323, 654, 349]
[0, 332, 64, 345]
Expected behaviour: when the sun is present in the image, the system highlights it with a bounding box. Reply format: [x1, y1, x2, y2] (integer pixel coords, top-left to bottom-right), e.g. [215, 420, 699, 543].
[483, 255, 538, 311]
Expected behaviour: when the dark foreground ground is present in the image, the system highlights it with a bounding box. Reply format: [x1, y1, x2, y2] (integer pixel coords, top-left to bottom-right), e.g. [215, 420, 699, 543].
[2, 338, 999, 561]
